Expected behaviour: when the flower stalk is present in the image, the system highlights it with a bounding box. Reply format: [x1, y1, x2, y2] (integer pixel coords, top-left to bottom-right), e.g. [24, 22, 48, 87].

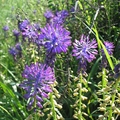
[50, 92, 57, 120]
[108, 77, 120, 120]
[78, 73, 83, 120]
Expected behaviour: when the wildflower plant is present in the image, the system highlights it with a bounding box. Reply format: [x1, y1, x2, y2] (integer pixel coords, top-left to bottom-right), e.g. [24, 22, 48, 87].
[96, 62, 120, 120]
[9, 43, 22, 60]
[101, 41, 115, 68]
[95, 40, 117, 120]
[13, 29, 20, 42]
[19, 63, 55, 110]
[40, 23, 71, 54]
[73, 34, 98, 73]
[1, 0, 120, 120]
[44, 10, 69, 25]
[72, 34, 98, 119]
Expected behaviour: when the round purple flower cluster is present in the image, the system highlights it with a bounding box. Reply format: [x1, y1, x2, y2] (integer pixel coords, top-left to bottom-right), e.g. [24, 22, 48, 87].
[44, 10, 54, 19]
[44, 10, 69, 25]
[13, 30, 20, 42]
[18, 19, 30, 31]
[9, 43, 22, 60]
[113, 63, 120, 79]
[101, 41, 114, 68]
[103, 41, 114, 55]
[3, 26, 9, 31]
[20, 63, 55, 109]
[40, 23, 71, 54]
[72, 34, 98, 71]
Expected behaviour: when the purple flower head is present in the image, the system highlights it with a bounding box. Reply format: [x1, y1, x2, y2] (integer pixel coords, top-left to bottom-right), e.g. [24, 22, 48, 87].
[15, 43, 22, 51]
[44, 10, 54, 19]
[103, 41, 114, 55]
[22, 25, 38, 42]
[73, 34, 98, 71]
[3, 26, 9, 31]
[9, 43, 22, 60]
[44, 10, 69, 25]
[113, 63, 120, 79]
[40, 23, 71, 54]
[70, 7, 75, 13]
[56, 10, 69, 18]
[13, 30, 20, 37]
[73, 34, 98, 62]
[20, 63, 55, 109]
[9, 47, 18, 56]
[19, 19, 30, 31]
[101, 41, 114, 68]
[13, 30, 20, 42]
[51, 10, 68, 25]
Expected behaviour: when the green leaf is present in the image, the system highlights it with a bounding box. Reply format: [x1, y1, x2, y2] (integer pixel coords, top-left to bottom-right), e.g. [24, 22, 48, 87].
[87, 56, 102, 81]
[0, 62, 18, 82]
[0, 105, 13, 119]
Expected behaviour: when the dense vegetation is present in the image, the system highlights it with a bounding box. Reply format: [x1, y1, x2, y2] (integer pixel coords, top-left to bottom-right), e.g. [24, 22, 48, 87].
[0, 0, 120, 120]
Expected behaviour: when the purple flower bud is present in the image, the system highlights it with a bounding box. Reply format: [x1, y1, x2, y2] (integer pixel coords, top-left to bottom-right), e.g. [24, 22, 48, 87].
[41, 92, 48, 98]
[19, 19, 30, 31]
[36, 95, 43, 102]
[101, 41, 114, 68]
[9, 43, 22, 60]
[113, 63, 120, 79]
[103, 41, 114, 55]
[52, 10, 69, 25]
[9, 47, 18, 56]
[15, 43, 22, 51]
[13, 30, 20, 42]
[56, 10, 69, 18]
[37, 102, 43, 108]
[44, 10, 54, 19]
[70, 7, 75, 13]
[3, 26, 9, 31]
[44, 10, 69, 25]
[13, 30, 20, 37]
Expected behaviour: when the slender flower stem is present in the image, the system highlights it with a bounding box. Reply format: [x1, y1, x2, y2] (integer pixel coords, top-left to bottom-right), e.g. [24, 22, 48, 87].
[32, 49, 36, 63]
[102, 68, 107, 115]
[108, 78, 120, 120]
[78, 73, 83, 120]
[50, 92, 57, 120]
[102, 68, 107, 97]
[34, 95, 38, 120]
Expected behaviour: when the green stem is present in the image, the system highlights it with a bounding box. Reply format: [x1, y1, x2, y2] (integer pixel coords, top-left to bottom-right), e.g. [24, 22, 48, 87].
[34, 95, 38, 120]
[50, 92, 57, 120]
[108, 78, 120, 120]
[102, 68, 107, 97]
[78, 73, 83, 120]
[102, 68, 107, 115]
